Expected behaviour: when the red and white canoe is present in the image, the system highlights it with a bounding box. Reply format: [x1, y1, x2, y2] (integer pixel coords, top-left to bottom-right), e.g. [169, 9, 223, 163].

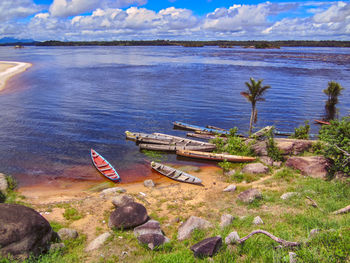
[314, 119, 331, 125]
[91, 149, 120, 182]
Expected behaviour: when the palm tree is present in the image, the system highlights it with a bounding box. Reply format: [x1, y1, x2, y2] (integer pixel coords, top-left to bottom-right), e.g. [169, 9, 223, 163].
[241, 77, 271, 135]
[323, 81, 344, 120]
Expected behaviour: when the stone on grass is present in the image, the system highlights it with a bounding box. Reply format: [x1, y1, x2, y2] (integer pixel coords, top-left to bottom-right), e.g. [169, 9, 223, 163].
[224, 169, 236, 177]
[237, 188, 262, 204]
[178, 216, 212, 241]
[0, 173, 8, 192]
[57, 228, 78, 240]
[242, 163, 269, 174]
[85, 232, 111, 252]
[259, 156, 274, 166]
[223, 184, 236, 192]
[289, 252, 297, 263]
[0, 203, 55, 260]
[109, 202, 148, 229]
[309, 229, 321, 238]
[143, 179, 155, 188]
[134, 220, 163, 237]
[100, 187, 126, 197]
[285, 156, 330, 179]
[280, 192, 298, 200]
[137, 234, 169, 250]
[219, 214, 234, 228]
[190, 236, 222, 258]
[253, 216, 264, 225]
[112, 195, 134, 208]
[250, 140, 268, 156]
[225, 231, 240, 245]
[49, 243, 65, 252]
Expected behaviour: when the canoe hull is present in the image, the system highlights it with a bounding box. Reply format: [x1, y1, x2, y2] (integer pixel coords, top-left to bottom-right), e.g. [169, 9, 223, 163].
[176, 150, 256, 162]
[91, 149, 120, 182]
[139, 143, 216, 152]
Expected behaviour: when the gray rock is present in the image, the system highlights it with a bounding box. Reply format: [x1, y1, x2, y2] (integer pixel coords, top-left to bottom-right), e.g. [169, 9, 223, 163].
[0, 203, 55, 260]
[252, 216, 264, 225]
[224, 169, 236, 176]
[100, 187, 126, 197]
[49, 243, 65, 252]
[190, 236, 222, 258]
[143, 179, 155, 188]
[280, 192, 298, 200]
[109, 202, 148, 229]
[273, 161, 282, 167]
[134, 220, 163, 237]
[112, 195, 134, 208]
[250, 140, 268, 156]
[275, 138, 313, 155]
[137, 234, 169, 250]
[242, 163, 269, 174]
[225, 231, 240, 245]
[0, 173, 8, 192]
[286, 156, 330, 179]
[178, 216, 212, 241]
[57, 228, 78, 240]
[289, 252, 297, 263]
[219, 214, 234, 228]
[223, 184, 237, 192]
[85, 232, 111, 252]
[237, 188, 262, 203]
[309, 229, 321, 238]
[259, 156, 274, 166]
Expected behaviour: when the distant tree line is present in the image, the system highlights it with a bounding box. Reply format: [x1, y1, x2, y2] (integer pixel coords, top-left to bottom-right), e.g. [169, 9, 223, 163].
[1, 40, 350, 48]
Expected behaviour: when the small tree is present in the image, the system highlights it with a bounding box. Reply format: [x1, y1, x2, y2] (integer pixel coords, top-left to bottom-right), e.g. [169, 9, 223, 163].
[323, 81, 344, 120]
[241, 77, 271, 134]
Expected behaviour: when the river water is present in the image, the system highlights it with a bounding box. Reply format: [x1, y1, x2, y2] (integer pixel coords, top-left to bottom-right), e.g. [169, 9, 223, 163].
[0, 46, 349, 185]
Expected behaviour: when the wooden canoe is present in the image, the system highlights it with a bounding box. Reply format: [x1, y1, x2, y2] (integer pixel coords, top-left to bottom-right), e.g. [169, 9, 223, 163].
[315, 119, 331, 125]
[152, 132, 215, 146]
[187, 132, 219, 140]
[176, 150, 256, 162]
[125, 131, 170, 141]
[91, 149, 120, 182]
[151, 161, 202, 184]
[206, 125, 228, 131]
[139, 143, 216, 152]
[173, 121, 229, 135]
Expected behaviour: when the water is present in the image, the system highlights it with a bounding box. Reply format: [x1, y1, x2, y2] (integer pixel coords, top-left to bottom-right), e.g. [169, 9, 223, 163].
[0, 46, 349, 185]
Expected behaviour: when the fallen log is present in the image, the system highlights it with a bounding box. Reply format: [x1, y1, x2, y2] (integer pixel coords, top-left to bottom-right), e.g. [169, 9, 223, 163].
[332, 205, 350, 215]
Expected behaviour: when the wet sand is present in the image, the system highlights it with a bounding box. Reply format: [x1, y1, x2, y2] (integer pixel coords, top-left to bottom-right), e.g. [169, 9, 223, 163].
[0, 61, 32, 90]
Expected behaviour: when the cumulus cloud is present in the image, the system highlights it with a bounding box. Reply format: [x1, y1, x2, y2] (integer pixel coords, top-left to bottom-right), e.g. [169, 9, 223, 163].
[0, 0, 40, 22]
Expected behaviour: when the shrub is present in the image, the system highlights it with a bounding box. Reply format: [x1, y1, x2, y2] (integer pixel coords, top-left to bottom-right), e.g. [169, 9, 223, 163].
[266, 128, 283, 161]
[290, 121, 310, 139]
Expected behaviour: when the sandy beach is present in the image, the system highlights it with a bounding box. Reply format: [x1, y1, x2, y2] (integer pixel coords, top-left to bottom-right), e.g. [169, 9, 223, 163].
[0, 61, 32, 90]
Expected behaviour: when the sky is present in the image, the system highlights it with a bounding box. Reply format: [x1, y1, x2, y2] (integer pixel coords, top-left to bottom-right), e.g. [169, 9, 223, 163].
[0, 0, 349, 41]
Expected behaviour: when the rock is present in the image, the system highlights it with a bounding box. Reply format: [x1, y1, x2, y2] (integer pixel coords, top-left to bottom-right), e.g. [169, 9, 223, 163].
[85, 232, 111, 252]
[134, 220, 163, 237]
[225, 231, 240, 245]
[242, 163, 269, 174]
[289, 252, 297, 263]
[100, 187, 126, 197]
[250, 140, 268, 156]
[223, 184, 237, 192]
[252, 216, 264, 225]
[273, 161, 282, 167]
[178, 216, 212, 241]
[224, 169, 236, 176]
[143, 179, 155, 188]
[0, 203, 55, 260]
[0, 173, 8, 193]
[109, 202, 148, 229]
[219, 214, 234, 228]
[259, 156, 274, 166]
[309, 229, 321, 238]
[57, 228, 78, 240]
[285, 156, 330, 179]
[49, 243, 65, 252]
[237, 188, 262, 203]
[112, 195, 134, 208]
[190, 236, 222, 258]
[280, 192, 298, 200]
[137, 234, 169, 250]
[275, 138, 313, 155]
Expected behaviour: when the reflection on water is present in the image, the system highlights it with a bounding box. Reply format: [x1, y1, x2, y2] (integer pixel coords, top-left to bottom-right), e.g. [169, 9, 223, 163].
[0, 46, 349, 186]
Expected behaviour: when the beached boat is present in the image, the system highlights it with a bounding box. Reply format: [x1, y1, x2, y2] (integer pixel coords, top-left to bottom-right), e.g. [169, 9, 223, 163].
[187, 132, 219, 140]
[125, 131, 170, 141]
[139, 143, 216, 152]
[176, 150, 256, 162]
[151, 161, 202, 184]
[152, 132, 215, 146]
[206, 125, 228, 131]
[173, 121, 229, 135]
[91, 149, 120, 182]
[315, 119, 331, 125]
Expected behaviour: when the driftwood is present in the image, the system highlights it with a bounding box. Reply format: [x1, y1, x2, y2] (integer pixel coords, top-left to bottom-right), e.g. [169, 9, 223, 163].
[237, 230, 301, 248]
[332, 205, 350, 215]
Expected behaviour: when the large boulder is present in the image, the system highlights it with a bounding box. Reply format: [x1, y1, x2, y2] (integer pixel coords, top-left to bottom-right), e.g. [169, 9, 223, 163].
[249, 140, 268, 156]
[275, 138, 313, 155]
[237, 188, 262, 203]
[285, 156, 330, 179]
[190, 236, 222, 258]
[178, 216, 212, 241]
[0, 203, 55, 259]
[109, 202, 148, 229]
[242, 163, 269, 174]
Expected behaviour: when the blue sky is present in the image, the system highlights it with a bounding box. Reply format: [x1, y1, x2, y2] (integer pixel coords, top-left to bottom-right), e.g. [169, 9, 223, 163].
[1, 0, 349, 41]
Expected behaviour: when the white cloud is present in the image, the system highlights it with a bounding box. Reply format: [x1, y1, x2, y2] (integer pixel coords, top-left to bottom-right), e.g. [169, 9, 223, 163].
[0, 0, 40, 22]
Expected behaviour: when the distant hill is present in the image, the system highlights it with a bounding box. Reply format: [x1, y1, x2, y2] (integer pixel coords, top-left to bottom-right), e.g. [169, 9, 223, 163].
[0, 37, 36, 44]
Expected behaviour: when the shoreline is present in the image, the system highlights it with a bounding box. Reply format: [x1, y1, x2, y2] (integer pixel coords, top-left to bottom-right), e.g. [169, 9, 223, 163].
[0, 61, 32, 91]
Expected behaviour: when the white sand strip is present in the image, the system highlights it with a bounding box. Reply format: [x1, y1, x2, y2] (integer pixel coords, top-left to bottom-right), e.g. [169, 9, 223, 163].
[0, 61, 32, 91]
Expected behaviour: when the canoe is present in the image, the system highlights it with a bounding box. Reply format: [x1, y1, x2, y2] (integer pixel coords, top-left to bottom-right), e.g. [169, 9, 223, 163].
[152, 132, 215, 146]
[206, 125, 228, 131]
[251, 126, 273, 138]
[151, 161, 202, 184]
[125, 131, 170, 141]
[173, 121, 229, 135]
[176, 150, 256, 162]
[139, 143, 216, 152]
[187, 132, 219, 140]
[91, 149, 120, 182]
[315, 120, 331, 125]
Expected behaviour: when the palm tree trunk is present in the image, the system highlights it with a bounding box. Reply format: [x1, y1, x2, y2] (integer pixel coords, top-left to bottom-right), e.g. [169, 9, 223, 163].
[249, 105, 255, 135]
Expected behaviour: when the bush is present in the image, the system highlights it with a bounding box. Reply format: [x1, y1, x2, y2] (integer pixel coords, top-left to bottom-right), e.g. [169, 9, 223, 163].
[266, 128, 283, 161]
[319, 117, 350, 176]
[290, 121, 310, 139]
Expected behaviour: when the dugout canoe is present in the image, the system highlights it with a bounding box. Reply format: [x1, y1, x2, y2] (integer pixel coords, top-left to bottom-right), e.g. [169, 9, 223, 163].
[176, 150, 256, 162]
[173, 121, 229, 135]
[151, 161, 202, 184]
[139, 143, 216, 152]
[91, 149, 120, 182]
[152, 132, 215, 146]
[125, 131, 170, 141]
[314, 119, 331, 125]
